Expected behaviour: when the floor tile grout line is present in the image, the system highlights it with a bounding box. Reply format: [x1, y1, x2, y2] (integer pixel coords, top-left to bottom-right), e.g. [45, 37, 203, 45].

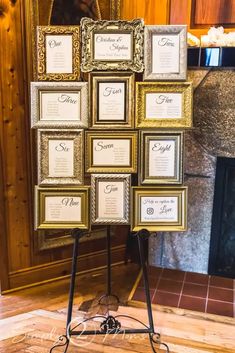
[205, 275, 211, 313]
[151, 267, 164, 303]
[138, 287, 234, 305]
[177, 271, 187, 308]
[159, 278, 233, 290]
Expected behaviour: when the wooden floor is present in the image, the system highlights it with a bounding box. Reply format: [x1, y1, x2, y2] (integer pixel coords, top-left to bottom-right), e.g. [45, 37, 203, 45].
[0, 264, 235, 353]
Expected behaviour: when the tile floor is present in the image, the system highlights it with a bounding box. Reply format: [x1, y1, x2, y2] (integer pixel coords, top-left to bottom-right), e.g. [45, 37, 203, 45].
[131, 266, 235, 318]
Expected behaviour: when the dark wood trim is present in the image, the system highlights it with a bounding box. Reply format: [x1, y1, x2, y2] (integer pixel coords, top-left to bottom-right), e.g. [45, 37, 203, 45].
[0, 142, 9, 292]
[5, 245, 126, 292]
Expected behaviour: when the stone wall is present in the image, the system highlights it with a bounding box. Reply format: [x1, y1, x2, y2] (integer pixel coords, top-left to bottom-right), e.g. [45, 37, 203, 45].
[149, 70, 235, 274]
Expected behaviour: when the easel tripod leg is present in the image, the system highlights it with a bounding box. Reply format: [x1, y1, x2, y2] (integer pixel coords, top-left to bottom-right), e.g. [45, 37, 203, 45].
[49, 229, 82, 353]
[137, 230, 170, 353]
[137, 230, 155, 332]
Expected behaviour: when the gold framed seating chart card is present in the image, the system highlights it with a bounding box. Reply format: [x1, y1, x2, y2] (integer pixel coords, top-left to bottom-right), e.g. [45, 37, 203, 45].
[85, 131, 138, 173]
[140, 131, 184, 185]
[132, 187, 187, 232]
[136, 82, 193, 128]
[37, 26, 80, 81]
[144, 25, 187, 81]
[31, 82, 88, 129]
[81, 18, 144, 72]
[91, 174, 130, 225]
[37, 129, 84, 185]
[35, 187, 90, 230]
[89, 72, 135, 129]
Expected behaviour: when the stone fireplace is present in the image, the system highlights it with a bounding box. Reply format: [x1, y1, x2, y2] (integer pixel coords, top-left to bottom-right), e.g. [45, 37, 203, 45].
[149, 69, 235, 276]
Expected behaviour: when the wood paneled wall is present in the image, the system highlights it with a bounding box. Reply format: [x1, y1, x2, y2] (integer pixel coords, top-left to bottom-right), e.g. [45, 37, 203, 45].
[194, 0, 235, 26]
[121, 0, 235, 34]
[0, 0, 32, 273]
[1, 0, 235, 292]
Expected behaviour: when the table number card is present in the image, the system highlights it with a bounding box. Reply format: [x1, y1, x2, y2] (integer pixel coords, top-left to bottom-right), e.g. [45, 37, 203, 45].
[37, 26, 80, 81]
[41, 91, 81, 121]
[86, 131, 138, 173]
[35, 187, 89, 230]
[132, 187, 187, 232]
[91, 174, 130, 225]
[98, 82, 125, 121]
[144, 25, 187, 81]
[152, 34, 180, 74]
[93, 139, 130, 166]
[45, 35, 73, 74]
[45, 196, 81, 222]
[48, 139, 74, 178]
[145, 92, 182, 119]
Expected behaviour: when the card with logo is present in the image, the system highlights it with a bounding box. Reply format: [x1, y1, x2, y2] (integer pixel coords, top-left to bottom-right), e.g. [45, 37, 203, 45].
[89, 72, 134, 129]
[37, 129, 84, 185]
[37, 26, 80, 81]
[85, 131, 138, 173]
[31, 82, 88, 129]
[35, 187, 89, 230]
[144, 25, 187, 81]
[91, 174, 130, 225]
[140, 131, 183, 184]
[132, 187, 187, 232]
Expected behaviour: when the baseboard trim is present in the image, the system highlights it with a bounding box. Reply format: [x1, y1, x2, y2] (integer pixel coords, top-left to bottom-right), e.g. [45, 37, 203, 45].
[4, 245, 125, 293]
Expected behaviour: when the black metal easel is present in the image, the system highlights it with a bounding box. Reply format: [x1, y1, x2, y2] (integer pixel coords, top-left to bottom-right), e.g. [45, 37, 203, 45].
[49, 227, 169, 353]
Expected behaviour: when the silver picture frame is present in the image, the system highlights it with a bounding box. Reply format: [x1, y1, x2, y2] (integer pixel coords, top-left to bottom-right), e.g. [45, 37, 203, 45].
[139, 130, 184, 185]
[91, 174, 131, 225]
[31, 82, 88, 129]
[144, 25, 187, 81]
[37, 129, 84, 185]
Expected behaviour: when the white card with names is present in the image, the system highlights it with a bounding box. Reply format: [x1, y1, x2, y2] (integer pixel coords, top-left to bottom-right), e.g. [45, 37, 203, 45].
[94, 33, 132, 60]
[149, 140, 175, 177]
[45, 196, 81, 222]
[152, 34, 180, 74]
[93, 139, 130, 166]
[98, 181, 124, 219]
[145, 93, 182, 119]
[98, 82, 125, 121]
[140, 196, 178, 222]
[41, 92, 80, 121]
[48, 139, 74, 177]
[46, 35, 73, 73]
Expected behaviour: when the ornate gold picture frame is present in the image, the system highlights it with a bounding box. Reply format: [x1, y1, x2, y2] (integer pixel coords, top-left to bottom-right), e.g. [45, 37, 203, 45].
[37, 129, 84, 185]
[91, 174, 131, 225]
[136, 82, 193, 129]
[37, 26, 80, 81]
[35, 186, 90, 230]
[140, 131, 184, 185]
[81, 18, 144, 72]
[85, 131, 138, 173]
[132, 186, 188, 232]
